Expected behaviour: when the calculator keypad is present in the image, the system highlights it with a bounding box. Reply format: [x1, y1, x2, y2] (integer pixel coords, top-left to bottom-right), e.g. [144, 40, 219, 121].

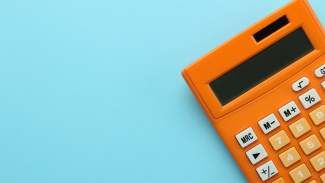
[288, 118, 311, 138]
[299, 134, 322, 155]
[289, 163, 311, 183]
[269, 130, 291, 151]
[278, 101, 301, 121]
[279, 147, 301, 168]
[233, 69, 325, 181]
[298, 89, 321, 109]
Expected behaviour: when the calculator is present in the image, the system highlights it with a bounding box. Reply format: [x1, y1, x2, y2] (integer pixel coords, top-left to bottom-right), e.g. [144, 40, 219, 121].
[182, 0, 325, 182]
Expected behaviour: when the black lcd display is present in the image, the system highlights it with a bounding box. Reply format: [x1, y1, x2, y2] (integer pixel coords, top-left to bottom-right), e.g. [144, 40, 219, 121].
[209, 27, 314, 106]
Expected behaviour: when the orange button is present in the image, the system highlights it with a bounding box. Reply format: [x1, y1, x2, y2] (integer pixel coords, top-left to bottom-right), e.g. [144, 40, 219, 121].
[269, 130, 290, 151]
[289, 163, 311, 183]
[288, 118, 311, 138]
[310, 151, 325, 172]
[272, 177, 286, 183]
[320, 173, 325, 183]
[319, 127, 325, 141]
[279, 147, 301, 168]
[299, 134, 322, 155]
[309, 105, 325, 125]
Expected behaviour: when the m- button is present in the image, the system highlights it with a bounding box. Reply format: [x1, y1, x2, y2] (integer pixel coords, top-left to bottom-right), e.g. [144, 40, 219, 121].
[278, 101, 301, 121]
[235, 127, 258, 148]
[258, 113, 280, 134]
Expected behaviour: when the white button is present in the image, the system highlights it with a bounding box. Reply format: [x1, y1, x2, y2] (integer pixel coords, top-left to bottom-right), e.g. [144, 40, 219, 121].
[278, 101, 301, 121]
[256, 160, 278, 181]
[246, 144, 268, 165]
[315, 64, 325, 77]
[292, 77, 309, 91]
[258, 113, 280, 134]
[235, 127, 258, 148]
[298, 88, 321, 109]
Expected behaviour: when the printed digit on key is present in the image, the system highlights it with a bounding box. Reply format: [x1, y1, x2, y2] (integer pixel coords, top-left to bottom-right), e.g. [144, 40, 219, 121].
[296, 124, 303, 132]
[316, 111, 323, 119]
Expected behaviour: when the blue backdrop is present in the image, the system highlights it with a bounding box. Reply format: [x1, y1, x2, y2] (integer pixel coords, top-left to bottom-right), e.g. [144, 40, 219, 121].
[1, 0, 325, 182]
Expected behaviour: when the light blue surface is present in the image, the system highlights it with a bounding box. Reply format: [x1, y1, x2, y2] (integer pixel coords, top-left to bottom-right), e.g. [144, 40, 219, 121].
[1, 0, 325, 182]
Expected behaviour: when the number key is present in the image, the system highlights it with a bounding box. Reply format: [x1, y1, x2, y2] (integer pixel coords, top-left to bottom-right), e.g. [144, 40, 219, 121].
[289, 163, 311, 183]
[299, 134, 322, 155]
[279, 147, 301, 167]
[321, 173, 325, 183]
[269, 130, 290, 151]
[289, 118, 311, 138]
[310, 151, 325, 172]
[272, 177, 285, 183]
[319, 127, 325, 141]
[309, 105, 325, 125]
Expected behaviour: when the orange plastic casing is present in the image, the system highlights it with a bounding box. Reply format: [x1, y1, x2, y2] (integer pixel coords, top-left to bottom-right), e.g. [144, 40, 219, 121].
[182, 0, 325, 182]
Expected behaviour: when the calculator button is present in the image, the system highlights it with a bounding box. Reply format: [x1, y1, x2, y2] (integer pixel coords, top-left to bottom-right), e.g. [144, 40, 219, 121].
[279, 147, 301, 168]
[319, 127, 325, 141]
[309, 180, 317, 183]
[246, 144, 268, 165]
[278, 101, 301, 121]
[309, 105, 325, 125]
[292, 77, 309, 91]
[256, 160, 278, 181]
[298, 88, 321, 109]
[258, 113, 280, 134]
[289, 163, 311, 183]
[310, 151, 325, 172]
[321, 81, 325, 91]
[315, 64, 325, 77]
[288, 118, 311, 138]
[269, 130, 290, 151]
[321, 173, 325, 183]
[299, 134, 321, 155]
[272, 177, 285, 183]
[235, 127, 257, 148]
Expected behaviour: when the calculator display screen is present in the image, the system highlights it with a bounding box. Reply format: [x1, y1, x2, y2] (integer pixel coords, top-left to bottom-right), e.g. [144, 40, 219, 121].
[210, 27, 314, 106]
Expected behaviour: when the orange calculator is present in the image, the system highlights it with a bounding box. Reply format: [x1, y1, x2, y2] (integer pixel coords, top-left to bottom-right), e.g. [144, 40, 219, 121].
[182, 0, 325, 182]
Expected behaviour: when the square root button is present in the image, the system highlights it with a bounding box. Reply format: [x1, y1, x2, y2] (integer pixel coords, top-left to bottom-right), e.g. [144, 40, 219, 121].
[278, 101, 301, 121]
[258, 113, 280, 134]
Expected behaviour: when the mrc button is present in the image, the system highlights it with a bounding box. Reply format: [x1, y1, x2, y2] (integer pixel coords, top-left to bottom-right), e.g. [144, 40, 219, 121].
[235, 127, 258, 148]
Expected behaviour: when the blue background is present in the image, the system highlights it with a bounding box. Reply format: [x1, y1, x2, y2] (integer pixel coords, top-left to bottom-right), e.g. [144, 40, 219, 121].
[1, 0, 325, 182]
